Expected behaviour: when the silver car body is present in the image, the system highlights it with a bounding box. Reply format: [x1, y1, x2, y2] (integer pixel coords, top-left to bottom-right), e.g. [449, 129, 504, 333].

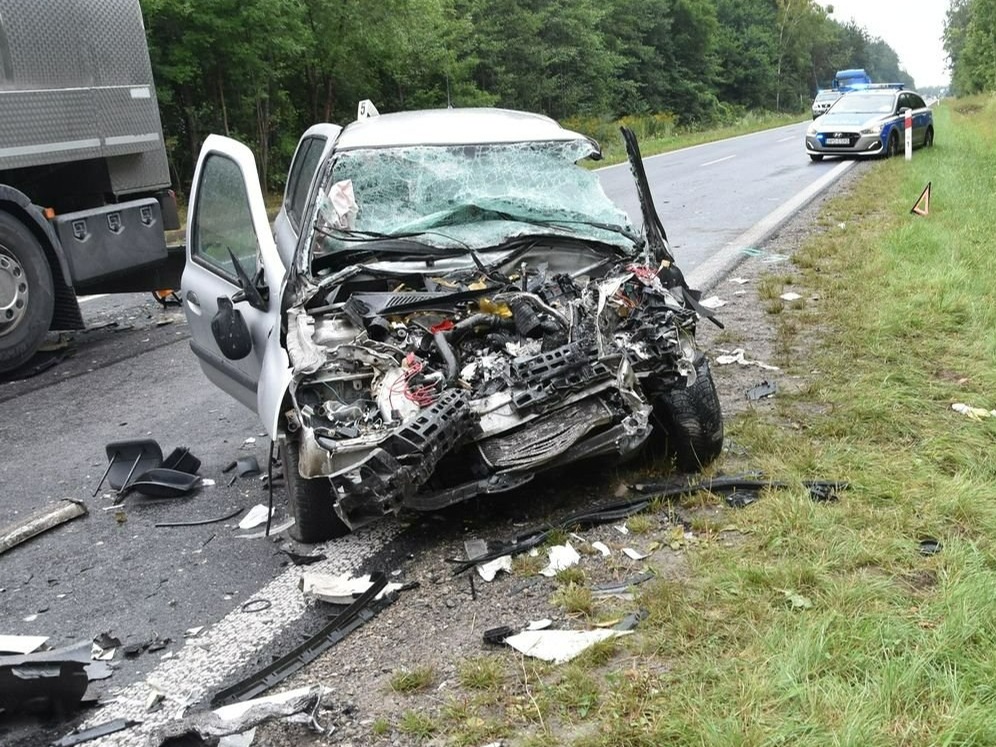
[182, 106, 718, 531]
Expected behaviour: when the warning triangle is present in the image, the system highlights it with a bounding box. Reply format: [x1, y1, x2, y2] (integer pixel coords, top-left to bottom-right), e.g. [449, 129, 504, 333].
[911, 181, 931, 216]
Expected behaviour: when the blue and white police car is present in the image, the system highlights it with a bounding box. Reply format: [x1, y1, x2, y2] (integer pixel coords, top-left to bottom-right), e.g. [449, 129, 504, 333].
[806, 88, 934, 162]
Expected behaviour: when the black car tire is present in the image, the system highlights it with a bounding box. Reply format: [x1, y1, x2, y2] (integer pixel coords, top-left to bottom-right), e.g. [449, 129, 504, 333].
[809, 154, 824, 162]
[0, 212, 55, 371]
[886, 131, 900, 158]
[924, 126, 934, 148]
[652, 355, 724, 472]
[280, 434, 350, 543]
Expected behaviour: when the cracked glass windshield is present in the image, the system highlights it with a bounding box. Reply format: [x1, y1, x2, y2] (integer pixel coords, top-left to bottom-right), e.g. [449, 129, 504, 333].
[313, 139, 637, 255]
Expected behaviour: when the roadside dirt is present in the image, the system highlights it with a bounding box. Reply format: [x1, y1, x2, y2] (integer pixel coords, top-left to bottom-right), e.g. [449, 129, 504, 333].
[252, 166, 864, 747]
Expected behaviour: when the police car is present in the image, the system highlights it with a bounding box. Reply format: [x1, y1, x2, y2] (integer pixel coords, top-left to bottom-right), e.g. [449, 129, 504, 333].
[805, 88, 934, 161]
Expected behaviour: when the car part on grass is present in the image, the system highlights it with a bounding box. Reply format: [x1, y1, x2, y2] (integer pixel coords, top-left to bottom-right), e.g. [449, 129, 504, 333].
[211, 572, 389, 707]
[450, 476, 847, 574]
[155, 685, 323, 747]
[504, 628, 632, 664]
[0, 640, 91, 714]
[299, 572, 402, 605]
[0, 499, 87, 556]
[715, 348, 780, 371]
[52, 718, 140, 747]
[919, 537, 942, 556]
[745, 380, 778, 401]
[483, 626, 515, 645]
[613, 609, 650, 631]
[155, 507, 244, 528]
[593, 572, 656, 597]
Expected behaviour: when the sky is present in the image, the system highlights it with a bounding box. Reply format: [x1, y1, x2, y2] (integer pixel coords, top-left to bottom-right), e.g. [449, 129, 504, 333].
[820, 0, 951, 88]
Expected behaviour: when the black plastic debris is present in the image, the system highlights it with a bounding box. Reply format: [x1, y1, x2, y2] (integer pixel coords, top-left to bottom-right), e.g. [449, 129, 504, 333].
[0, 640, 91, 714]
[613, 609, 650, 632]
[278, 549, 328, 566]
[745, 380, 778, 401]
[125, 468, 200, 499]
[237, 456, 261, 478]
[52, 718, 139, 747]
[92, 632, 121, 651]
[211, 572, 389, 707]
[919, 537, 942, 556]
[483, 626, 515, 645]
[123, 636, 171, 659]
[155, 507, 244, 528]
[162, 446, 202, 475]
[592, 572, 656, 596]
[103, 439, 163, 492]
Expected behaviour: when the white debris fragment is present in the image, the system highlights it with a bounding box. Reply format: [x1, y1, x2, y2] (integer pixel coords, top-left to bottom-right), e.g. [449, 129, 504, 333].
[779, 292, 802, 301]
[699, 295, 726, 309]
[22, 614, 38, 623]
[614, 524, 630, 535]
[728, 277, 750, 285]
[218, 728, 256, 747]
[0, 635, 48, 654]
[538, 542, 581, 577]
[715, 348, 780, 371]
[476, 555, 513, 582]
[185, 626, 205, 638]
[952, 403, 996, 420]
[238, 516, 295, 539]
[591, 541, 611, 557]
[299, 572, 401, 604]
[238, 504, 273, 530]
[242, 437, 256, 448]
[526, 619, 553, 631]
[622, 547, 649, 561]
[504, 629, 632, 664]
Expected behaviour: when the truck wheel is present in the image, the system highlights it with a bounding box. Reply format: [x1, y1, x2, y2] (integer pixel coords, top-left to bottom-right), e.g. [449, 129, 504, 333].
[279, 435, 350, 543]
[0, 213, 55, 371]
[651, 355, 724, 472]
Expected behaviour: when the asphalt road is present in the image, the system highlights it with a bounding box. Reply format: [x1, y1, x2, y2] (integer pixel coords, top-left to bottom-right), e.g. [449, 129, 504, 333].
[0, 121, 855, 746]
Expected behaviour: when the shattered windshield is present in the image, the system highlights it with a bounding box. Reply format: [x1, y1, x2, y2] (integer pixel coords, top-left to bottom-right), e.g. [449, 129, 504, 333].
[314, 140, 638, 254]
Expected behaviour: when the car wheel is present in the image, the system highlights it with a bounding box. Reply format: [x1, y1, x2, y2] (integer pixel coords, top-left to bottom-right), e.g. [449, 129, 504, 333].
[651, 355, 724, 472]
[809, 154, 824, 162]
[886, 131, 900, 158]
[924, 126, 934, 147]
[280, 434, 350, 543]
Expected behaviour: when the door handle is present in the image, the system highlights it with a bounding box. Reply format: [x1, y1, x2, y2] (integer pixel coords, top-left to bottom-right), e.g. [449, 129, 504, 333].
[186, 290, 200, 308]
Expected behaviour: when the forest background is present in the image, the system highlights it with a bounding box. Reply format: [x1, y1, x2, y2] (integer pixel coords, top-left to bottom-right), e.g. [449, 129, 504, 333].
[139, 0, 990, 193]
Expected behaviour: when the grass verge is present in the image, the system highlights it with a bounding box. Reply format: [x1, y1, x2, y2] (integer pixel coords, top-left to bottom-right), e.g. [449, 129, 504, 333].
[404, 95, 996, 746]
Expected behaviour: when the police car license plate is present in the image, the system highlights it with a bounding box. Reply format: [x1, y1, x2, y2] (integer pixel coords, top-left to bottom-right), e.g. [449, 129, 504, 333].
[826, 137, 849, 145]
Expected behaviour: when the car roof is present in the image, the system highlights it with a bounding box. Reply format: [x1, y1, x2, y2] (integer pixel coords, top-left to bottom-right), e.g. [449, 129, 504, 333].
[335, 107, 592, 150]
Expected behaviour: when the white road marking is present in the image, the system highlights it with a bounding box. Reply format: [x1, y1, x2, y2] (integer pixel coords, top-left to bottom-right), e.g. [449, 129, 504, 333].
[701, 154, 736, 167]
[688, 159, 857, 291]
[777, 136, 796, 142]
[80, 523, 402, 745]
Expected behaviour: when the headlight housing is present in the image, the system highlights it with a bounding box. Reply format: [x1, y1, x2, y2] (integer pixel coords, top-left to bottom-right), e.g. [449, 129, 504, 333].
[806, 123, 818, 136]
[860, 122, 884, 135]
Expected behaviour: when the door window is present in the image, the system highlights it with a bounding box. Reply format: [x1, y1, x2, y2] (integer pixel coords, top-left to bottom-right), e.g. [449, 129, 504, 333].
[284, 137, 326, 231]
[191, 153, 260, 280]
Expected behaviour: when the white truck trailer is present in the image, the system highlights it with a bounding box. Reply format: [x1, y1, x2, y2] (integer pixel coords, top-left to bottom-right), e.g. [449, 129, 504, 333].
[0, 0, 181, 371]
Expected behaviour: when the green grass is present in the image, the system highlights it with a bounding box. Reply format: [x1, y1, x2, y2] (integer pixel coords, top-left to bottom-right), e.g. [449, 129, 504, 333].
[389, 665, 436, 694]
[414, 96, 996, 747]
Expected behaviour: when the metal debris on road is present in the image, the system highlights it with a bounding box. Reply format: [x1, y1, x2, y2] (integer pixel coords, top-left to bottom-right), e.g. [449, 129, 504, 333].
[211, 574, 389, 707]
[155, 506, 244, 528]
[52, 718, 139, 747]
[277, 549, 327, 566]
[241, 599, 273, 614]
[0, 640, 91, 713]
[0, 634, 48, 655]
[0, 499, 87, 556]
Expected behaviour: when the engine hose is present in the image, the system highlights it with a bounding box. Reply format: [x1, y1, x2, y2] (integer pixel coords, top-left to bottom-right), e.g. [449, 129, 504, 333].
[433, 330, 459, 382]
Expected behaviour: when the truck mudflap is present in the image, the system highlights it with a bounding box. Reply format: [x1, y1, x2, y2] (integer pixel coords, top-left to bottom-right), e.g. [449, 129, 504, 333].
[53, 198, 167, 286]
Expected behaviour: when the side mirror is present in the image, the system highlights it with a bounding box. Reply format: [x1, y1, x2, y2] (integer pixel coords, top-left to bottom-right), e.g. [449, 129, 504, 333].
[211, 296, 253, 360]
[227, 249, 268, 311]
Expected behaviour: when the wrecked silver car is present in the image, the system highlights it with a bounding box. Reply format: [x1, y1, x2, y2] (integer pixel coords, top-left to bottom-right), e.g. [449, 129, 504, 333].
[182, 105, 723, 541]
